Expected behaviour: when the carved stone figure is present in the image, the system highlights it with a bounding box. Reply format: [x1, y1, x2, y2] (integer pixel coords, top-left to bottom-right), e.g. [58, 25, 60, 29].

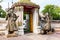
[6, 9, 18, 34]
[40, 13, 54, 34]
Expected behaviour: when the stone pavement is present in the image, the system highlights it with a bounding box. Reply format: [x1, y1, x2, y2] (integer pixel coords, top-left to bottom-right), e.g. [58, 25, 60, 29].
[0, 32, 60, 40]
[25, 32, 60, 40]
[0, 35, 33, 40]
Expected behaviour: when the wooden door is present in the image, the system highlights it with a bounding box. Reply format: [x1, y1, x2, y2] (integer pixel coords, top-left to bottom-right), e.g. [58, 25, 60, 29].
[29, 13, 33, 32]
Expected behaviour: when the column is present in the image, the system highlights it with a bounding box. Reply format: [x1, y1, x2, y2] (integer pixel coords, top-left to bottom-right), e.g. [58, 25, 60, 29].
[19, 6, 24, 35]
[15, 6, 24, 26]
[33, 8, 39, 34]
[15, 6, 24, 35]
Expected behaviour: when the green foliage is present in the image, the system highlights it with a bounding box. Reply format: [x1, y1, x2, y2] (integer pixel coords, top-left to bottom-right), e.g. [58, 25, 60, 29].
[23, 12, 27, 20]
[0, 5, 6, 18]
[0, 0, 3, 3]
[42, 5, 60, 20]
[23, 13, 26, 20]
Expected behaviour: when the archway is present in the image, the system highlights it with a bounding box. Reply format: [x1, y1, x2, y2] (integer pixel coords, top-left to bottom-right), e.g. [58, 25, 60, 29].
[24, 8, 33, 33]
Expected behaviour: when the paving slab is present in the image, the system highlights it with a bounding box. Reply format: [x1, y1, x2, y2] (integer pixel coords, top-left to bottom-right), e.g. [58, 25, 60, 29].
[0, 32, 60, 40]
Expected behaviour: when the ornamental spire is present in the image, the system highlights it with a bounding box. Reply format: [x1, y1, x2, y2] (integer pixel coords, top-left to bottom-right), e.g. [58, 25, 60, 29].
[18, 0, 30, 2]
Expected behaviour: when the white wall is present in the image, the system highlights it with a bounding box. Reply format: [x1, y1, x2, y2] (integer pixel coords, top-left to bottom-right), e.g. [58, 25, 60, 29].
[33, 8, 40, 34]
[15, 6, 24, 26]
[15, 6, 24, 35]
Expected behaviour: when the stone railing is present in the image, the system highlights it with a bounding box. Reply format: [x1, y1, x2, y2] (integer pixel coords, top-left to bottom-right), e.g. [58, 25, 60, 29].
[51, 20, 60, 23]
[51, 20, 60, 31]
[51, 20, 60, 30]
[0, 18, 8, 35]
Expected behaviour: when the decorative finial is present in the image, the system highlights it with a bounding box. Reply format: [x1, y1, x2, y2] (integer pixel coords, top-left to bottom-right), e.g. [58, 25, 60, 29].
[8, 2, 9, 9]
[12, 0, 13, 4]
[19, 0, 30, 2]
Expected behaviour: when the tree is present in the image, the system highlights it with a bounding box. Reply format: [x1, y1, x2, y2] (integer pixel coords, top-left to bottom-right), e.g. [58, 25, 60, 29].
[0, 0, 6, 18]
[52, 7, 60, 20]
[0, 5, 6, 18]
[0, 0, 3, 3]
[42, 5, 60, 20]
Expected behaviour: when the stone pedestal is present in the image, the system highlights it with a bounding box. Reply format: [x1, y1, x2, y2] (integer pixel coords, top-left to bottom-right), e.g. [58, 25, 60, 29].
[7, 33, 18, 38]
[18, 26, 24, 35]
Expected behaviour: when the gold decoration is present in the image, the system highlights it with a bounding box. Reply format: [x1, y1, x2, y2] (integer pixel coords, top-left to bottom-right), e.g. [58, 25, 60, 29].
[18, 0, 30, 3]
[18, 21, 22, 26]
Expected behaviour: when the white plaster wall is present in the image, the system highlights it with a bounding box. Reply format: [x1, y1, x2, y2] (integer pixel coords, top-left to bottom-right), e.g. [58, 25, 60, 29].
[33, 8, 40, 34]
[15, 6, 24, 26]
[15, 11, 22, 22]
[15, 6, 24, 35]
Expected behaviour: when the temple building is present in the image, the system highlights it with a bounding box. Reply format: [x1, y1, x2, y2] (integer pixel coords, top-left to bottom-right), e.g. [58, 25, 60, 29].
[7, 0, 40, 34]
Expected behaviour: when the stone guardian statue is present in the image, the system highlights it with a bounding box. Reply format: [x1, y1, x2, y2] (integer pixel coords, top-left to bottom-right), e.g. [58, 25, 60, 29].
[6, 9, 18, 34]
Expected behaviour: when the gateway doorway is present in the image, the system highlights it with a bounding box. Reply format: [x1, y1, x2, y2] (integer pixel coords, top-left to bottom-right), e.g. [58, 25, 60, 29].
[23, 9, 33, 33]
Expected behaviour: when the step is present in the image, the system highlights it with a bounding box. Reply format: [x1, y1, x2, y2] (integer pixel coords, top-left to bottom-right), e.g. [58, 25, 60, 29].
[54, 27, 60, 32]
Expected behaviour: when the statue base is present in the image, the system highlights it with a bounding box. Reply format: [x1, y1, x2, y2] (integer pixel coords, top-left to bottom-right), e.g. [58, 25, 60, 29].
[7, 33, 18, 38]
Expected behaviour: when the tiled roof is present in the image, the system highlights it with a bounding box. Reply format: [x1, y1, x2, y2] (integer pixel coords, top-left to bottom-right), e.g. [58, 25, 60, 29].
[11, 2, 40, 8]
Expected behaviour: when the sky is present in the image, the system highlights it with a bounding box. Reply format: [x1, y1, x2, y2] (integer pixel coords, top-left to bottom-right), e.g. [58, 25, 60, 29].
[0, 0, 60, 12]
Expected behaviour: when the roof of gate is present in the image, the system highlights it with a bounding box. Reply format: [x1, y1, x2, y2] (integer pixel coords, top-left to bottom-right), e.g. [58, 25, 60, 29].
[11, 0, 40, 8]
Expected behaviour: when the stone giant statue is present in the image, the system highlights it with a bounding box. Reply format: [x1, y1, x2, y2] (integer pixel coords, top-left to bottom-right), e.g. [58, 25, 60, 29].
[40, 13, 54, 34]
[6, 9, 18, 34]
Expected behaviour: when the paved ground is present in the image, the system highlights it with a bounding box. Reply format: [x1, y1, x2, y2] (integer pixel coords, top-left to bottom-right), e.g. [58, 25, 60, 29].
[0, 32, 60, 40]
[0, 35, 33, 40]
[25, 32, 60, 40]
